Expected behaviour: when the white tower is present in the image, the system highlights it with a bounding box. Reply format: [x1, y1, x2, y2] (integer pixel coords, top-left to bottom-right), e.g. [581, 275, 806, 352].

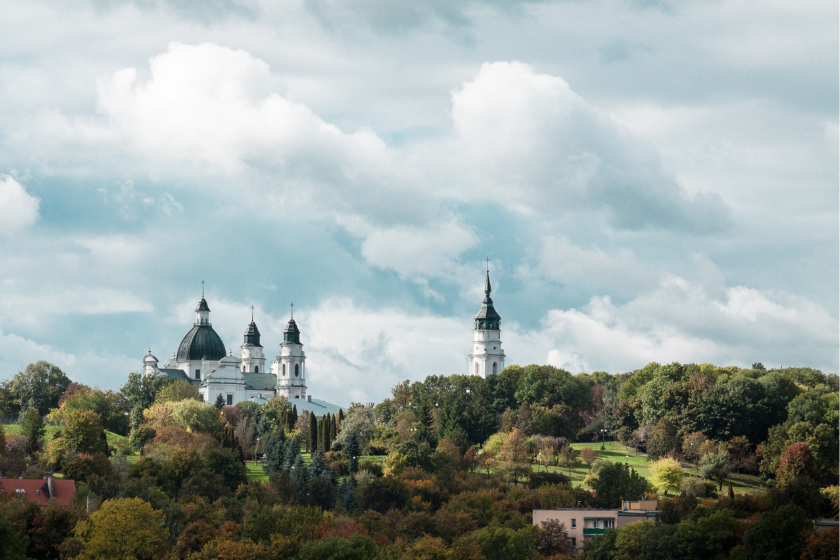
[239, 306, 266, 374]
[143, 349, 159, 375]
[468, 266, 505, 378]
[273, 305, 307, 399]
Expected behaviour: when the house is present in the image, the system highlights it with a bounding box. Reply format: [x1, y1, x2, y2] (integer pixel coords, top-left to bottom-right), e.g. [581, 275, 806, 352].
[0, 475, 76, 506]
[533, 500, 659, 553]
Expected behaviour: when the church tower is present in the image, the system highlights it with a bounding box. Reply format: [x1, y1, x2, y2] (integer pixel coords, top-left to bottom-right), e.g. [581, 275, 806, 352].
[239, 307, 266, 374]
[273, 306, 307, 399]
[468, 266, 505, 378]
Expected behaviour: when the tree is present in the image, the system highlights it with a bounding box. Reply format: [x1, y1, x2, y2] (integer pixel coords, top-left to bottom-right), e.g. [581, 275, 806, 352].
[558, 445, 578, 475]
[11, 361, 71, 416]
[74, 497, 168, 560]
[536, 436, 559, 472]
[262, 429, 287, 476]
[170, 399, 222, 434]
[0, 425, 5, 457]
[536, 519, 574, 557]
[776, 442, 818, 486]
[309, 412, 318, 453]
[498, 428, 530, 484]
[120, 371, 169, 411]
[580, 447, 598, 473]
[298, 534, 377, 560]
[471, 526, 538, 560]
[650, 457, 684, 496]
[0, 516, 28, 560]
[646, 417, 681, 460]
[21, 408, 44, 455]
[214, 393, 225, 410]
[334, 403, 376, 451]
[155, 380, 202, 405]
[591, 463, 651, 508]
[64, 452, 116, 483]
[345, 431, 360, 474]
[742, 504, 811, 560]
[63, 409, 109, 455]
[699, 449, 732, 491]
[682, 431, 708, 464]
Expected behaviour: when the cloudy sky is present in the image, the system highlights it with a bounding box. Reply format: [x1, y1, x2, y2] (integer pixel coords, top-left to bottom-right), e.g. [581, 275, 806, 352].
[0, 0, 836, 406]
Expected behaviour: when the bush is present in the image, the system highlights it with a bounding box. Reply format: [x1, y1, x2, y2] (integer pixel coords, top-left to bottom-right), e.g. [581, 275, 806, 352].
[527, 471, 570, 488]
[680, 477, 715, 498]
[129, 427, 156, 452]
[63, 452, 115, 483]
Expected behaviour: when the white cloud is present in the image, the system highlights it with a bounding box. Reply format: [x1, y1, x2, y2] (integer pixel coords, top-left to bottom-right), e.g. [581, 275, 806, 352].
[0, 176, 39, 236]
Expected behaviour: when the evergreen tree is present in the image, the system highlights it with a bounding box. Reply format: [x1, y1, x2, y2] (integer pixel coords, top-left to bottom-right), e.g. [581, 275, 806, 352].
[309, 412, 318, 453]
[283, 436, 301, 471]
[310, 450, 328, 479]
[346, 431, 360, 474]
[290, 454, 308, 488]
[262, 429, 287, 475]
[130, 404, 143, 432]
[339, 478, 361, 512]
[22, 408, 45, 456]
[213, 393, 225, 410]
[338, 408, 345, 432]
[330, 413, 337, 442]
[291, 405, 298, 430]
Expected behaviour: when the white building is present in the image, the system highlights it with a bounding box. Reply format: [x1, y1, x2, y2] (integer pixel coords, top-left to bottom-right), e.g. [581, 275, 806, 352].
[141, 293, 341, 417]
[468, 269, 505, 377]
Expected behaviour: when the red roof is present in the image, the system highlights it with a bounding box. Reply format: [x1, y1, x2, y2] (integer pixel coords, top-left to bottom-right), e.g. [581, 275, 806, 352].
[0, 478, 76, 506]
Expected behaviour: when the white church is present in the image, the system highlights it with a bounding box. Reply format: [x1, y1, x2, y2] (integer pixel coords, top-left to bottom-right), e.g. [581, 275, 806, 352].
[142, 293, 342, 417]
[142, 269, 506, 413]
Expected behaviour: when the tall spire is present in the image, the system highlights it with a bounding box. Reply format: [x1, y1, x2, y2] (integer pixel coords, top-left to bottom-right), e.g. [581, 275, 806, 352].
[291, 302, 294, 319]
[201, 280, 204, 298]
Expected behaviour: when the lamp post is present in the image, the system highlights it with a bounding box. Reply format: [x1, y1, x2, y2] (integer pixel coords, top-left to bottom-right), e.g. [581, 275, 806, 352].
[600, 429, 607, 450]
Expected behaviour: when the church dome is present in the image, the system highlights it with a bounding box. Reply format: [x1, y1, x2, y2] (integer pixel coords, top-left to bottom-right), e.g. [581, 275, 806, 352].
[176, 325, 226, 361]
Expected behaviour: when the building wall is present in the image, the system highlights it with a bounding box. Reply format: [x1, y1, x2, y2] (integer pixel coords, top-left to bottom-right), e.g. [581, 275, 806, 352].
[468, 329, 505, 378]
[532, 509, 657, 553]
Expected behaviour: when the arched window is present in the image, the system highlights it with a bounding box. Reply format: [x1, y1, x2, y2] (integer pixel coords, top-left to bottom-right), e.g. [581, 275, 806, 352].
[282, 364, 286, 376]
[295, 364, 299, 377]
[255, 366, 259, 373]
[475, 362, 479, 375]
[492, 362, 497, 374]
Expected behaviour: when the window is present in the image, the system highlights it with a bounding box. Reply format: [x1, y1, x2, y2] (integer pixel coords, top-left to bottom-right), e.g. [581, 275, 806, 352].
[295, 364, 299, 377]
[571, 519, 576, 528]
[571, 538, 576, 547]
[254, 366, 258, 373]
[475, 363, 479, 374]
[492, 362, 497, 374]
[226, 394, 233, 406]
[282, 364, 286, 376]
[195, 369, 200, 379]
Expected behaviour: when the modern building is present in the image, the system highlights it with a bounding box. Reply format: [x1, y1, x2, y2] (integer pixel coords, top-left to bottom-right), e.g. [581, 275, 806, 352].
[468, 267, 505, 377]
[141, 289, 340, 417]
[533, 500, 659, 553]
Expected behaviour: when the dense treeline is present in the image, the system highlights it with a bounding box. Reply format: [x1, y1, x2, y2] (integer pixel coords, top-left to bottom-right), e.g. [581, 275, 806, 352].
[0, 360, 837, 560]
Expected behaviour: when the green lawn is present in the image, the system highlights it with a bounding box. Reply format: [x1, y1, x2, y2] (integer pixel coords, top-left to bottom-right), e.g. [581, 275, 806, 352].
[527, 441, 760, 495]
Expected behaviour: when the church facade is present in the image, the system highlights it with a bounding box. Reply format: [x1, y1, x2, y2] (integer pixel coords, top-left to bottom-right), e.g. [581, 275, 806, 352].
[142, 294, 341, 417]
[468, 269, 505, 378]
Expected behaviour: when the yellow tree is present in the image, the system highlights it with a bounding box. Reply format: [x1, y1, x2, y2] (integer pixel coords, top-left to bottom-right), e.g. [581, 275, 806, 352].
[498, 428, 531, 485]
[579, 447, 599, 473]
[75, 497, 168, 560]
[650, 457, 684, 496]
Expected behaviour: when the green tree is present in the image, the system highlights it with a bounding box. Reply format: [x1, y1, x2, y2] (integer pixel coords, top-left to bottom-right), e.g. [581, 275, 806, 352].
[309, 411, 318, 453]
[650, 457, 684, 496]
[471, 526, 537, 560]
[0, 380, 21, 421]
[558, 445, 578, 476]
[63, 409, 108, 455]
[742, 504, 811, 560]
[645, 417, 681, 460]
[120, 371, 169, 411]
[155, 380, 202, 405]
[700, 449, 731, 491]
[591, 463, 651, 508]
[335, 403, 376, 451]
[0, 516, 28, 560]
[0, 424, 5, 457]
[21, 407, 45, 455]
[298, 534, 377, 560]
[345, 431, 360, 474]
[11, 361, 71, 416]
[169, 399, 222, 434]
[74, 497, 168, 560]
[213, 393, 225, 410]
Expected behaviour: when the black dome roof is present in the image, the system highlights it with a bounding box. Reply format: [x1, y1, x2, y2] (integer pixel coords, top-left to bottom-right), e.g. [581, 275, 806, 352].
[177, 325, 226, 361]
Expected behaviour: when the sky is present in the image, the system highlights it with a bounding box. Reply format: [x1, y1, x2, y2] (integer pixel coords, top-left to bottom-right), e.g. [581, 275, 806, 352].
[0, 0, 836, 407]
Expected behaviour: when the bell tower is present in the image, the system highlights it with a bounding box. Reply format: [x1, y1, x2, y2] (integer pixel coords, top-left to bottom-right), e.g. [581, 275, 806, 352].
[240, 306, 266, 374]
[273, 304, 307, 399]
[468, 263, 505, 378]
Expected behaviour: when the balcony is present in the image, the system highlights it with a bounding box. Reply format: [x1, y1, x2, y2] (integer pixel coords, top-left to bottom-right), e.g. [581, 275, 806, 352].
[583, 528, 606, 535]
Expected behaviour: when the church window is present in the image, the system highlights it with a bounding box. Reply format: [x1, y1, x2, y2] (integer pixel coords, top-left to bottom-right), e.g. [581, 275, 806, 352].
[282, 364, 286, 376]
[255, 366, 259, 373]
[475, 363, 479, 374]
[295, 364, 299, 377]
[492, 362, 497, 374]
[226, 394, 233, 406]
[195, 369, 200, 379]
